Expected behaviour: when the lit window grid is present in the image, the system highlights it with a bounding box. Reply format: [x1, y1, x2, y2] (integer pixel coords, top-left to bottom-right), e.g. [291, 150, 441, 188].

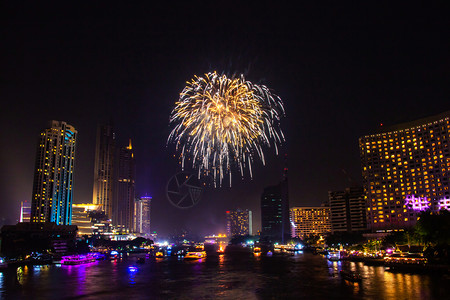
[360, 116, 450, 229]
[328, 188, 367, 233]
[31, 121, 77, 225]
[290, 207, 331, 239]
[227, 210, 251, 236]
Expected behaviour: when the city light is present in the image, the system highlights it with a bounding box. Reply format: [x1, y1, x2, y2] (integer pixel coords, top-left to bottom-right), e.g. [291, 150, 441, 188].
[128, 266, 138, 273]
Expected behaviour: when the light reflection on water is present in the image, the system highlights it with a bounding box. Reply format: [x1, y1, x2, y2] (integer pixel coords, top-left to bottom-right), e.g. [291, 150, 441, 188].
[0, 253, 448, 299]
[0, 272, 3, 298]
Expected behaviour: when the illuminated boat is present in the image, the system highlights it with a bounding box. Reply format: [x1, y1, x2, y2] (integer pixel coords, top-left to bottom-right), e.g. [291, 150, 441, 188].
[61, 254, 96, 265]
[184, 251, 206, 260]
[328, 251, 341, 261]
[0, 257, 7, 269]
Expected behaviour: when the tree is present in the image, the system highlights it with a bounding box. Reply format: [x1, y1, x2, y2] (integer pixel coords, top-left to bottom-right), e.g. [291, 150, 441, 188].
[415, 210, 450, 246]
[382, 230, 407, 248]
[325, 232, 365, 247]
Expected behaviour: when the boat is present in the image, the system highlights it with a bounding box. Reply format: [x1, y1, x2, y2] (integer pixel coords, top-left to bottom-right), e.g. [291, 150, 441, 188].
[29, 254, 54, 265]
[91, 252, 106, 260]
[61, 254, 96, 265]
[184, 251, 206, 260]
[328, 251, 341, 261]
[0, 257, 7, 270]
[340, 270, 362, 282]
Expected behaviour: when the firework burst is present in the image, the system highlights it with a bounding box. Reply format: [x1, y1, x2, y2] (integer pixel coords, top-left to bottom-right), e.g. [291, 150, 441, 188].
[168, 71, 285, 186]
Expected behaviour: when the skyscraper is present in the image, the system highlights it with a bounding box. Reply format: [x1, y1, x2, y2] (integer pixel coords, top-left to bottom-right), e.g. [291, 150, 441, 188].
[328, 187, 367, 233]
[360, 111, 450, 231]
[290, 206, 331, 239]
[92, 122, 115, 220]
[134, 196, 151, 235]
[226, 209, 252, 237]
[114, 139, 135, 233]
[31, 120, 77, 225]
[260, 179, 289, 243]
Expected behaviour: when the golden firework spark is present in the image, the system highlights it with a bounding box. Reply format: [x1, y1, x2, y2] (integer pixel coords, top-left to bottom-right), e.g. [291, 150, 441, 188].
[168, 71, 285, 186]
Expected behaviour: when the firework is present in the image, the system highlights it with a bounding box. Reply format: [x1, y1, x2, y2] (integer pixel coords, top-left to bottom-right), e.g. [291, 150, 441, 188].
[168, 71, 285, 186]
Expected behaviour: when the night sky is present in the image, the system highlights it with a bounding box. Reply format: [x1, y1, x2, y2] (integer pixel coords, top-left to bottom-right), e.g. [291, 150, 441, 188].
[1, 2, 449, 237]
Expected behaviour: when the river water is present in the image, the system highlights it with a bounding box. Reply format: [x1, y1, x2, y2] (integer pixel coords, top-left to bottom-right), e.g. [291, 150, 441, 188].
[1, 252, 449, 299]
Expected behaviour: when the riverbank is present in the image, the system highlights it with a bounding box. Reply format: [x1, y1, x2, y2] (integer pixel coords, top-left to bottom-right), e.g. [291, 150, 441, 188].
[344, 256, 450, 273]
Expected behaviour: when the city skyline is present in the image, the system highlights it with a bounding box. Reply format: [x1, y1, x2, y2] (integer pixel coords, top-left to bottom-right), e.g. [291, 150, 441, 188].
[1, 2, 450, 236]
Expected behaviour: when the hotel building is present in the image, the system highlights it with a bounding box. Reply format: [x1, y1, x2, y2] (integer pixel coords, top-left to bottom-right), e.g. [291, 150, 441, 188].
[290, 206, 331, 239]
[360, 111, 450, 231]
[226, 209, 252, 237]
[31, 121, 77, 225]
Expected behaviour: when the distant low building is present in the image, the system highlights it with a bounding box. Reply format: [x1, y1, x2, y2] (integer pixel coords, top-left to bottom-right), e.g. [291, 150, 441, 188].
[20, 201, 31, 222]
[290, 206, 331, 239]
[226, 209, 252, 237]
[1, 222, 77, 257]
[71, 203, 101, 236]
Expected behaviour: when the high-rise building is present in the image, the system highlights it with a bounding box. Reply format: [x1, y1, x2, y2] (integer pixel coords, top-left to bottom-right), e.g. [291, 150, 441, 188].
[290, 206, 331, 239]
[328, 187, 367, 233]
[71, 203, 101, 236]
[134, 196, 151, 235]
[114, 139, 135, 233]
[261, 179, 290, 243]
[360, 111, 450, 231]
[226, 209, 252, 237]
[31, 121, 77, 225]
[19, 201, 31, 222]
[92, 123, 115, 220]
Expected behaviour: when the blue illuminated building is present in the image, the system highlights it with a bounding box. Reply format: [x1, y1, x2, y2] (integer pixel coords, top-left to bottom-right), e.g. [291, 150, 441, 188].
[31, 120, 77, 225]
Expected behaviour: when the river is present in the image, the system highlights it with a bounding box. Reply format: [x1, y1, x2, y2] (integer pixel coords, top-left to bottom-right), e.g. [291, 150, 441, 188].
[1, 252, 449, 299]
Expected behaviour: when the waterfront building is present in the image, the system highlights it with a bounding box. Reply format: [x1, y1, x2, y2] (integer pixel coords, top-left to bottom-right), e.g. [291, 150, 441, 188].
[290, 206, 331, 239]
[31, 120, 77, 225]
[1, 222, 77, 257]
[360, 111, 450, 231]
[261, 179, 290, 243]
[114, 139, 135, 233]
[226, 209, 252, 237]
[71, 203, 101, 236]
[92, 122, 115, 220]
[328, 187, 367, 233]
[134, 195, 151, 236]
[19, 201, 31, 222]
